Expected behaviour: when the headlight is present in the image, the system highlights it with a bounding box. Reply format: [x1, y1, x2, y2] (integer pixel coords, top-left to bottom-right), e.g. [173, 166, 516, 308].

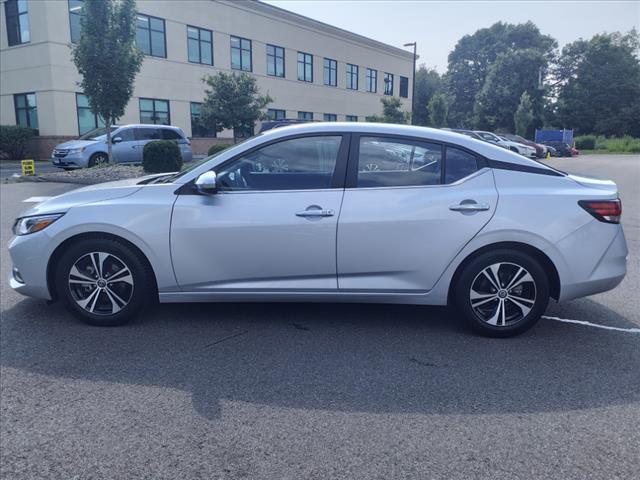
[12, 214, 64, 236]
[67, 147, 86, 154]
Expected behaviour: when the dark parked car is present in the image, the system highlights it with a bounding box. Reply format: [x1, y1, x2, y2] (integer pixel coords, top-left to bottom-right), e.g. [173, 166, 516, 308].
[259, 119, 314, 133]
[542, 141, 573, 157]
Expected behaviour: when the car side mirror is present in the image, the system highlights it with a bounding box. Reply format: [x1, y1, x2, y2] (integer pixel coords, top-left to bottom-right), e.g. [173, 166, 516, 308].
[112, 136, 122, 144]
[195, 171, 218, 195]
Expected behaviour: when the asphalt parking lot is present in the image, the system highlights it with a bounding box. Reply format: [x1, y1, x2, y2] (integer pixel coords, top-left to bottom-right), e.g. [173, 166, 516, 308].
[1, 154, 638, 479]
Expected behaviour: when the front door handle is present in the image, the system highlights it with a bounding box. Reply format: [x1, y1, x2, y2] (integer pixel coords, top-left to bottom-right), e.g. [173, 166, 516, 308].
[296, 206, 335, 218]
[449, 201, 490, 212]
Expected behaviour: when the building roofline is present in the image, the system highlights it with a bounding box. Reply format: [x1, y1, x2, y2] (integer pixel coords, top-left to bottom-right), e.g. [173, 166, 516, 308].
[218, 0, 416, 61]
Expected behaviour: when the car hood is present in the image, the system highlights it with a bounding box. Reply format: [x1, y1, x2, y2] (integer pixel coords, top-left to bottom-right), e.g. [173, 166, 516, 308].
[54, 139, 100, 149]
[18, 177, 150, 217]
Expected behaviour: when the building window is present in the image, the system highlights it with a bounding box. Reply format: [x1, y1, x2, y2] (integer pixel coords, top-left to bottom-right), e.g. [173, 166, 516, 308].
[323, 58, 337, 87]
[346, 115, 358, 122]
[190, 102, 215, 137]
[266, 44, 285, 77]
[323, 113, 337, 122]
[139, 98, 170, 125]
[5, 0, 30, 46]
[76, 93, 105, 135]
[136, 13, 166, 58]
[68, 0, 83, 43]
[231, 36, 252, 71]
[187, 26, 213, 65]
[400, 76, 409, 98]
[297, 52, 313, 82]
[346, 63, 359, 90]
[366, 68, 377, 93]
[14, 93, 38, 132]
[384, 73, 394, 95]
[298, 111, 313, 121]
[267, 109, 286, 120]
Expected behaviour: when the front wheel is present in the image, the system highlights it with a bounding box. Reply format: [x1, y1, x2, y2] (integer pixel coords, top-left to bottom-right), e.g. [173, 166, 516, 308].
[55, 238, 154, 326]
[454, 249, 549, 337]
[88, 152, 109, 167]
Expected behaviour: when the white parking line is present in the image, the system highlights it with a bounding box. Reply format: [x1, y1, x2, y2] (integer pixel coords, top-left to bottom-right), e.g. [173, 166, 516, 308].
[542, 315, 640, 333]
[23, 196, 52, 203]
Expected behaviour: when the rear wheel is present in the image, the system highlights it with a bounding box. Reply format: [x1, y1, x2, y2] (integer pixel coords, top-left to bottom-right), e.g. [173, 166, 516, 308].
[454, 249, 549, 337]
[55, 238, 154, 326]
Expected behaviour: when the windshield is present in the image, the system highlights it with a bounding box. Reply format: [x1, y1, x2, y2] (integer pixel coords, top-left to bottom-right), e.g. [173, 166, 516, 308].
[78, 126, 119, 141]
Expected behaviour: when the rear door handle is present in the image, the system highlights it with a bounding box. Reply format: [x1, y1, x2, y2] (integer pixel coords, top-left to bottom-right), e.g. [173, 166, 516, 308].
[449, 202, 490, 212]
[296, 206, 335, 217]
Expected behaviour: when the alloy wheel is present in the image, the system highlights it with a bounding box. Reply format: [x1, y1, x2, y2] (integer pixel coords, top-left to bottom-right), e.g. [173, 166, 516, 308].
[469, 262, 537, 327]
[68, 252, 134, 316]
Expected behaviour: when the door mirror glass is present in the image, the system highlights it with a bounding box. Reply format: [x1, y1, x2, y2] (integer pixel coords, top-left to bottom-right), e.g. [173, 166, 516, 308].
[195, 171, 217, 195]
[112, 136, 123, 144]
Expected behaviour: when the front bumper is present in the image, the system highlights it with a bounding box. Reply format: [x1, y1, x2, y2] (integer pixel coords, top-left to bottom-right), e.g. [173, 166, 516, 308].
[51, 152, 87, 169]
[8, 232, 54, 300]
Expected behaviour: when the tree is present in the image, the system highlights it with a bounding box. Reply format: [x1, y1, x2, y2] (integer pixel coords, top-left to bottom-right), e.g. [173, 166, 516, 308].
[474, 49, 546, 132]
[446, 21, 556, 127]
[71, 0, 143, 162]
[555, 30, 640, 136]
[366, 97, 409, 124]
[514, 92, 534, 137]
[201, 72, 272, 142]
[427, 92, 448, 128]
[412, 66, 442, 126]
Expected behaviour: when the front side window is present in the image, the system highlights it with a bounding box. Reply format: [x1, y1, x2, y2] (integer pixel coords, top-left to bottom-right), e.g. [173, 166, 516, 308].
[136, 14, 166, 58]
[346, 63, 358, 90]
[384, 73, 394, 95]
[135, 127, 162, 141]
[323, 113, 337, 122]
[297, 52, 313, 82]
[76, 93, 105, 135]
[231, 35, 252, 71]
[266, 44, 285, 77]
[357, 137, 442, 188]
[187, 26, 213, 65]
[298, 111, 313, 121]
[400, 76, 409, 98]
[139, 98, 170, 125]
[323, 58, 337, 86]
[14, 93, 38, 132]
[346, 115, 358, 122]
[267, 109, 286, 120]
[5, 0, 30, 46]
[216, 135, 342, 191]
[366, 68, 377, 93]
[190, 102, 216, 137]
[445, 147, 478, 183]
[68, 0, 83, 42]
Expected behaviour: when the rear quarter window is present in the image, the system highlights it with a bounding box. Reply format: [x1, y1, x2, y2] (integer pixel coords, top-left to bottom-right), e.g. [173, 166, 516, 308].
[445, 147, 478, 183]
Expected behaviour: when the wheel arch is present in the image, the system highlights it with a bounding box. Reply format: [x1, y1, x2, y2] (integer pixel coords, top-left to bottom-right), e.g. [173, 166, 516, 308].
[447, 241, 561, 306]
[46, 232, 159, 302]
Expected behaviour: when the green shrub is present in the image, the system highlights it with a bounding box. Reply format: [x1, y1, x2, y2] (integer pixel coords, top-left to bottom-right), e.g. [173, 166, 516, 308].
[207, 143, 233, 156]
[0, 125, 35, 159]
[142, 140, 183, 173]
[575, 135, 596, 150]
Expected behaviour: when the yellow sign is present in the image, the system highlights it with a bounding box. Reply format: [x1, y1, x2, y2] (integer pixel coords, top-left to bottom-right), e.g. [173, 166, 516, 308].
[21, 159, 35, 176]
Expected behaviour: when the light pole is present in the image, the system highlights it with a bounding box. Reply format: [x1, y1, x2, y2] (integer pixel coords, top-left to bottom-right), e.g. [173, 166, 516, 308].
[403, 42, 417, 125]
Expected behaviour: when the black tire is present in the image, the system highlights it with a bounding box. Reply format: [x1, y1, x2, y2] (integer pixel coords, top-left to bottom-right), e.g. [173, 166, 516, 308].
[54, 238, 154, 326]
[454, 249, 549, 338]
[88, 152, 109, 167]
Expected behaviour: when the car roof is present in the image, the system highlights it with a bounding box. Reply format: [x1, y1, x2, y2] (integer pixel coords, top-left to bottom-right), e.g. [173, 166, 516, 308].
[115, 124, 182, 130]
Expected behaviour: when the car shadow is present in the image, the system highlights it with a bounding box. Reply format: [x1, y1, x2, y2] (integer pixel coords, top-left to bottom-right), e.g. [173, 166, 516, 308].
[1, 297, 639, 420]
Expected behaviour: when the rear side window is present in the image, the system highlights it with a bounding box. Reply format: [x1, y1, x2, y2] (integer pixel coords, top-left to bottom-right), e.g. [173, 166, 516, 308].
[445, 147, 478, 183]
[135, 127, 161, 140]
[217, 135, 342, 191]
[357, 137, 442, 187]
[161, 129, 182, 140]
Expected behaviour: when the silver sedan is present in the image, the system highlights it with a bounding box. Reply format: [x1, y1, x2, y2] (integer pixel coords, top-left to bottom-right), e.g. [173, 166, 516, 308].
[9, 123, 627, 337]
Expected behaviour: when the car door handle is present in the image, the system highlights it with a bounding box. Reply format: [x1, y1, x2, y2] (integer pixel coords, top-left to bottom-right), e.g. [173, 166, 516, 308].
[449, 202, 490, 212]
[296, 208, 335, 217]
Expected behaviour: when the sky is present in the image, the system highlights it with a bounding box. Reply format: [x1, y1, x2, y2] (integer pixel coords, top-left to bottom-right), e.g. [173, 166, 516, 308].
[263, 0, 640, 72]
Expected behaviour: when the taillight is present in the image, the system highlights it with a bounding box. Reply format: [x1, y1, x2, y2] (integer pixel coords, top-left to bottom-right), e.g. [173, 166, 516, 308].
[578, 199, 622, 224]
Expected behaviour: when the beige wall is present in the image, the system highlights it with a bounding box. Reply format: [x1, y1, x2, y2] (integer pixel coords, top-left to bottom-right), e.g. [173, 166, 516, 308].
[1, 0, 414, 138]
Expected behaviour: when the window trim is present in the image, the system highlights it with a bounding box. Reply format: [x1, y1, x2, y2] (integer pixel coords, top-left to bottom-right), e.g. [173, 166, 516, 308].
[139, 97, 171, 125]
[323, 58, 337, 87]
[297, 51, 313, 82]
[230, 35, 252, 71]
[383, 73, 394, 96]
[399, 76, 409, 98]
[344, 132, 487, 189]
[266, 44, 285, 77]
[323, 113, 337, 122]
[267, 108, 286, 120]
[187, 25, 213, 65]
[137, 12, 167, 58]
[297, 111, 313, 121]
[346, 63, 359, 90]
[75, 93, 104, 136]
[190, 101, 216, 138]
[68, 0, 82, 43]
[13, 92, 38, 132]
[5, 0, 30, 46]
[366, 68, 377, 93]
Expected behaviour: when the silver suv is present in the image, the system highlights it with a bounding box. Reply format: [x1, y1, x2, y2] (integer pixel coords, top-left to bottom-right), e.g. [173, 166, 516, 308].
[51, 124, 193, 169]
